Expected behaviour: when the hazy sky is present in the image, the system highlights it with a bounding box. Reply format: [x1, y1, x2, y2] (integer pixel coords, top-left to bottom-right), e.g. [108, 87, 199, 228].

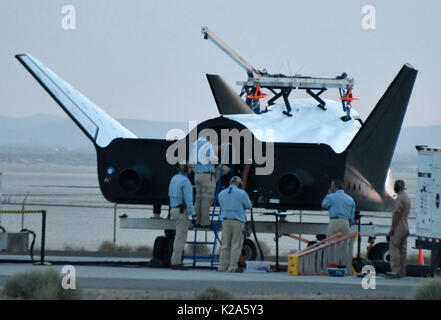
[1, 0, 440, 126]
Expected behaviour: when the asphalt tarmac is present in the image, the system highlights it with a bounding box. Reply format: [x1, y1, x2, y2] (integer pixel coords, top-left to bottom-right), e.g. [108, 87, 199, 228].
[0, 258, 428, 299]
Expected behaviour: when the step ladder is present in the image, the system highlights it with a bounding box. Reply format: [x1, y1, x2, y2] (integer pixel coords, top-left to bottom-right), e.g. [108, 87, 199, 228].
[183, 145, 232, 269]
[184, 206, 221, 269]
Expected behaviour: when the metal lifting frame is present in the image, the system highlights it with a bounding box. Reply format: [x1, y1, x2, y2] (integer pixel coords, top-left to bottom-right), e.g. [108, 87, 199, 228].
[201, 26, 354, 116]
[266, 87, 327, 116]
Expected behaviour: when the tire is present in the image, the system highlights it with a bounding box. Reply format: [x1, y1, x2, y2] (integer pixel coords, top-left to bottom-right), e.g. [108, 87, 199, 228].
[166, 235, 175, 266]
[307, 241, 317, 247]
[153, 236, 168, 262]
[352, 257, 368, 273]
[242, 238, 257, 261]
[431, 244, 441, 271]
[368, 242, 390, 262]
[308, 234, 326, 247]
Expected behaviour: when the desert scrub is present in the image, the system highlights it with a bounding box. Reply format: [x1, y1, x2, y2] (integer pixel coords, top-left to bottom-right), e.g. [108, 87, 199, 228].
[414, 277, 441, 300]
[3, 268, 82, 300]
[135, 245, 153, 253]
[64, 244, 87, 252]
[98, 240, 132, 253]
[195, 286, 235, 300]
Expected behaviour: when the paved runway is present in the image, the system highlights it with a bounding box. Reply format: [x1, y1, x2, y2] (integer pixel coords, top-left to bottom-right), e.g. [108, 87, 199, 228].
[0, 260, 428, 299]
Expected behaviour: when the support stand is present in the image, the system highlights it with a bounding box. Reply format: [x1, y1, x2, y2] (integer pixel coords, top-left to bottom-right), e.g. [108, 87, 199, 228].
[264, 211, 293, 272]
[356, 211, 361, 260]
[274, 213, 281, 271]
[282, 89, 293, 116]
[306, 88, 327, 110]
[153, 204, 161, 219]
[34, 210, 51, 266]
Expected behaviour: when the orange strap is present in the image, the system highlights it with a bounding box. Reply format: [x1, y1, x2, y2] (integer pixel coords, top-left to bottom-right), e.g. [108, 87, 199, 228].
[246, 85, 268, 99]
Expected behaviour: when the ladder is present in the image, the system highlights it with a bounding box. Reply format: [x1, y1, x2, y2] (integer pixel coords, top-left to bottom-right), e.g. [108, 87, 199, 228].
[183, 145, 232, 269]
[184, 206, 221, 269]
[288, 232, 359, 276]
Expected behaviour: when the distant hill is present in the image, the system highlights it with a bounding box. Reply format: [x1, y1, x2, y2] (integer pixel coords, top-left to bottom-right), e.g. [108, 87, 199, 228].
[0, 114, 439, 164]
[0, 114, 189, 153]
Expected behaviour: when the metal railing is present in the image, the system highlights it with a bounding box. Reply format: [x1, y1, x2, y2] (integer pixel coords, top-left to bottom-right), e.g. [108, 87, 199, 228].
[0, 210, 47, 264]
[1, 194, 156, 247]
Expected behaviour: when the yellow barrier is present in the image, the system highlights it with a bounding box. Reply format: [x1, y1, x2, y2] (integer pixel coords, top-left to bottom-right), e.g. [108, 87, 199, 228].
[287, 255, 299, 275]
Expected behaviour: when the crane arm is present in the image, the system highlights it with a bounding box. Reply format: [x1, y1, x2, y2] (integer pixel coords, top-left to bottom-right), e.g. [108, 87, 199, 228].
[201, 26, 260, 79]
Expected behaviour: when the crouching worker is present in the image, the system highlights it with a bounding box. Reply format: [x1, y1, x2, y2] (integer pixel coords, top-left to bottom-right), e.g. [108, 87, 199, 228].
[217, 176, 252, 273]
[168, 163, 195, 270]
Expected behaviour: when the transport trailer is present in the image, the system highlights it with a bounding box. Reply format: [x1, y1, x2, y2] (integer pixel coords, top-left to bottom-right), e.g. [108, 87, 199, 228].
[119, 214, 375, 237]
[414, 146, 441, 271]
[119, 211, 377, 263]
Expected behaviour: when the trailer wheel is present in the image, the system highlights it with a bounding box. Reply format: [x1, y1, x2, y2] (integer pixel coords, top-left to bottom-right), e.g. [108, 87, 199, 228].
[307, 234, 326, 247]
[165, 236, 175, 266]
[368, 242, 390, 262]
[307, 241, 317, 247]
[431, 244, 441, 271]
[242, 238, 257, 261]
[153, 236, 168, 264]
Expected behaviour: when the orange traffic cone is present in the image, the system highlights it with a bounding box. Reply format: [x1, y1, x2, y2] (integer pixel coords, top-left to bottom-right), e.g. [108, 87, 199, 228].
[417, 249, 424, 265]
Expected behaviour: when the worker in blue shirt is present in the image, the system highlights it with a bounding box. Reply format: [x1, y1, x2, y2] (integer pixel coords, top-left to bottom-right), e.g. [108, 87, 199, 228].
[217, 176, 252, 272]
[189, 134, 218, 228]
[168, 163, 195, 270]
[321, 179, 355, 236]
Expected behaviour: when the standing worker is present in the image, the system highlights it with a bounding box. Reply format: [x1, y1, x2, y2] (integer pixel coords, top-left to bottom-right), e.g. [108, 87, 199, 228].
[189, 134, 218, 228]
[321, 179, 355, 236]
[168, 164, 196, 270]
[386, 180, 411, 278]
[217, 176, 252, 273]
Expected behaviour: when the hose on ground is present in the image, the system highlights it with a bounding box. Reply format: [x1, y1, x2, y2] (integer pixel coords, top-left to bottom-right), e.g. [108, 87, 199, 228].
[250, 208, 264, 261]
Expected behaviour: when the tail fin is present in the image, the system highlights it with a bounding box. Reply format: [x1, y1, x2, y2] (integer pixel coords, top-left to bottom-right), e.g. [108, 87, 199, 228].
[206, 74, 254, 115]
[16, 54, 137, 147]
[345, 64, 418, 193]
